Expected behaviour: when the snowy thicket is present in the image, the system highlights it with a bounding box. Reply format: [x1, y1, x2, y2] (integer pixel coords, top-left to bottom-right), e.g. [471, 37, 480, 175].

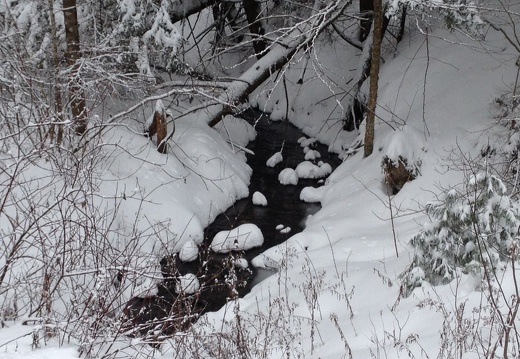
[406, 173, 520, 289]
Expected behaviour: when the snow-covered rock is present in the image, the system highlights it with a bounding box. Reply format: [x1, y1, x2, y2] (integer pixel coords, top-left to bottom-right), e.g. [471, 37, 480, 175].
[295, 161, 332, 179]
[278, 168, 299, 185]
[304, 149, 321, 160]
[210, 223, 264, 253]
[300, 186, 325, 203]
[280, 227, 291, 234]
[175, 273, 200, 294]
[252, 191, 268, 206]
[266, 151, 283, 167]
[234, 258, 249, 269]
[179, 239, 199, 262]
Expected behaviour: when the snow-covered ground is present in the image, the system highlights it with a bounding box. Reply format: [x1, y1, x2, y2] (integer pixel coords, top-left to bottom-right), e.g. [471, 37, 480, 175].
[1, 11, 520, 359]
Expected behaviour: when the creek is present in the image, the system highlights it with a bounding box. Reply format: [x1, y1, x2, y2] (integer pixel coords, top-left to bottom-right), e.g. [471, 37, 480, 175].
[125, 109, 342, 335]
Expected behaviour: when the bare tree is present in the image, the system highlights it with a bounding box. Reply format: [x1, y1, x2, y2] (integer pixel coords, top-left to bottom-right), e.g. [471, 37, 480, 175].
[364, 0, 383, 157]
[63, 0, 87, 135]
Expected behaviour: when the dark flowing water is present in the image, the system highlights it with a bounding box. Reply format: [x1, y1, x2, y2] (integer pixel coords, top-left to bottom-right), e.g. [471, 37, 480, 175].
[205, 109, 342, 260]
[125, 109, 342, 336]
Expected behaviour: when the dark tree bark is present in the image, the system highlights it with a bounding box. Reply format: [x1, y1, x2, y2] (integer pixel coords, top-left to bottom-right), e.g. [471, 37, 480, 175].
[243, 0, 268, 59]
[46, 0, 64, 144]
[160, 0, 352, 137]
[63, 0, 87, 135]
[364, 0, 383, 158]
[169, 0, 220, 24]
[343, 6, 390, 132]
[359, 0, 373, 41]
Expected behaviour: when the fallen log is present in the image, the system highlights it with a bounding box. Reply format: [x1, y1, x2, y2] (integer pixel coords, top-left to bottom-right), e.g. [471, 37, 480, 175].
[165, 0, 352, 143]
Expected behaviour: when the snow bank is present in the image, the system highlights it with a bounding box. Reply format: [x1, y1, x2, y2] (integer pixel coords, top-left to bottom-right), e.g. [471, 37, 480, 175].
[210, 223, 264, 253]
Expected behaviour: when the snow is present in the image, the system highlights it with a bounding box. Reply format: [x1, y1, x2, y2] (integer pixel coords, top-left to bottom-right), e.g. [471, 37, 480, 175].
[304, 148, 321, 160]
[279, 227, 291, 234]
[294, 160, 332, 179]
[176, 273, 200, 294]
[179, 239, 199, 262]
[3, 5, 520, 359]
[252, 191, 267, 206]
[266, 151, 283, 167]
[300, 186, 325, 202]
[278, 167, 299, 185]
[210, 223, 264, 253]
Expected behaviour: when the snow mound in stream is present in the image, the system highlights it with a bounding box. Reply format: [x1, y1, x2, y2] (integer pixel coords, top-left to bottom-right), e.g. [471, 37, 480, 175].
[210, 223, 264, 253]
[278, 168, 298, 185]
[266, 151, 283, 167]
[295, 160, 332, 179]
[252, 191, 268, 206]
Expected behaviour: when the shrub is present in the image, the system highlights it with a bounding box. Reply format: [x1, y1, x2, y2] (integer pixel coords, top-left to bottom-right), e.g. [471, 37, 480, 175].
[404, 172, 520, 291]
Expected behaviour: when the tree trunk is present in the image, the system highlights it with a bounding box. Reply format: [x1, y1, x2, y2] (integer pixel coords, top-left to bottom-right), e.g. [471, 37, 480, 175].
[343, 3, 389, 132]
[47, 0, 64, 144]
[243, 0, 268, 59]
[359, 0, 373, 41]
[63, 0, 87, 135]
[364, 0, 382, 158]
[168, 0, 220, 24]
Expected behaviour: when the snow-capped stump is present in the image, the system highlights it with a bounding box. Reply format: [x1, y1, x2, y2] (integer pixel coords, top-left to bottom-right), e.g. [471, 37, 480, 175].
[175, 273, 200, 294]
[146, 99, 171, 154]
[252, 191, 268, 206]
[295, 161, 332, 179]
[382, 155, 420, 194]
[179, 239, 199, 262]
[266, 151, 283, 167]
[210, 223, 264, 253]
[278, 168, 299, 185]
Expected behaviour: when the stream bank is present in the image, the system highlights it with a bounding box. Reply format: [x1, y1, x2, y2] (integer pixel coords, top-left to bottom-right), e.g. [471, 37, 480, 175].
[125, 109, 342, 336]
